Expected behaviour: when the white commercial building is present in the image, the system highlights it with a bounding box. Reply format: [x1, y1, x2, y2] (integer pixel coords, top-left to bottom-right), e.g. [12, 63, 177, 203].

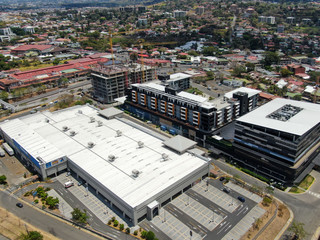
[0, 105, 209, 225]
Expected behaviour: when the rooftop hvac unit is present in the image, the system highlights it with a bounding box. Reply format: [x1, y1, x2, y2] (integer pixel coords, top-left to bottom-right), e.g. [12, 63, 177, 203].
[132, 169, 140, 178]
[97, 121, 103, 127]
[162, 153, 169, 161]
[138, 141, 144, 148]
[88, 142, 95, 148]
[108, 155, 116, 162]
[62, 126, 69, 132]
[90, 117, 95, 123]
[70, 131, 76, 136]
[45, 118, 49, 123]
[78, 110, 82, 114]
[116, 130, 122, 137]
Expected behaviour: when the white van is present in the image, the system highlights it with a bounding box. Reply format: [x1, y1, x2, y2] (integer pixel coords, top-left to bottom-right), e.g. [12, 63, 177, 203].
[64, 181, 74, 188]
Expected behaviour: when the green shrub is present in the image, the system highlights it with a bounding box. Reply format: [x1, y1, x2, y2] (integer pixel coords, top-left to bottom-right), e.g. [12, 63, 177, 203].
[134, 230, 138, 235]
[108, 220, 112, 225]
[141, 231, 147, 239]
[45, 187, 51, 192]
[34, 199, 39, 204]
[119, 224, 124, 231]
[126, 228, 130, 234]
[111, 216, 116, 222]
[113, 220, 119, 227]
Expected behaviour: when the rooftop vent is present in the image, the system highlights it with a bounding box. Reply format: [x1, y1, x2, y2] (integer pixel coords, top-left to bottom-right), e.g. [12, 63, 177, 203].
[108, 155, 116, 162]
[62, 126, 69, 132]
[88, 142, 95, 148]
[97, 121, 103, 127]
[70, 130, 76, 136]
[116, 130, 122, 137]
[161, 153, 169, 161]
[138, 141, 144, 148]
[90, 117, 95, 123]
[45, 118, 49, 123]
[132, 169, 140, 178]
[78, 110, 82, 114]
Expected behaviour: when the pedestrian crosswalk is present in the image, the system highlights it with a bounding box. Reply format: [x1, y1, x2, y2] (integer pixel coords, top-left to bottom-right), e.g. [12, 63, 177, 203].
[307, 191, 320, 199]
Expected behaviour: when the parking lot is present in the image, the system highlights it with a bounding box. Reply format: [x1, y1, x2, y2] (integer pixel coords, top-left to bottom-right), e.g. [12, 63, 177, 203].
[141, 178, 265, 240]
[52, 173, 265, 240]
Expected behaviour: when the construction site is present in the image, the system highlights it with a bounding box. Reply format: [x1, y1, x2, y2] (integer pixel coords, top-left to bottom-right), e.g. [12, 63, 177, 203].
[91, 62, 155, 103]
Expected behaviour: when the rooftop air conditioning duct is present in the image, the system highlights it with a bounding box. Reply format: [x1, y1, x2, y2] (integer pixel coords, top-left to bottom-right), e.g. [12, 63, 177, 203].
[62, 126, 69, 132]
[162, 153, 169, 161]
[45, 118, 49, 123]
[97, 121, 103, 127]
[116, 130, 122, 137]
[108, 155, 116, 162]
[90, 117, 95, 123]
[78, 110, 82, 114]
[138, 141, 144, 148]
[132, 169, 140, 178]
[70, 131, 76, 136]
[88, 142, 95, 148]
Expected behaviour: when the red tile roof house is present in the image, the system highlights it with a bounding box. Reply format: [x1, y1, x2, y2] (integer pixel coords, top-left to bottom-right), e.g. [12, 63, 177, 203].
[0, 57, 108, 91]
[287, 64, 306, 75]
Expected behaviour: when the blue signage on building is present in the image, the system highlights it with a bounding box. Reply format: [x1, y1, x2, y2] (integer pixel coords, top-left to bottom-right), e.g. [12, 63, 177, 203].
[12, 139, 41, 168]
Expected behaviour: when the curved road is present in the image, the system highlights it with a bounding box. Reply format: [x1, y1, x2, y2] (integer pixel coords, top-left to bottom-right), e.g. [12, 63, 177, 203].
[0, 190, 103, 240]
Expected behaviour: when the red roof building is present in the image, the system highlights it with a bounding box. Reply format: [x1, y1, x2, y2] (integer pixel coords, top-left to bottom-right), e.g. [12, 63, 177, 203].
[0, 57, 108, 91]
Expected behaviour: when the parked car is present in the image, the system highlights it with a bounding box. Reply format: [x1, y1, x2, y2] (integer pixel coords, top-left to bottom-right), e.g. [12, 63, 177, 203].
[238, 196, 245, 202]
[219, 177, 225, 181]
[78, 181, 84, 186]
[16, 202, 23, 208]
[223, 187, 230, 194]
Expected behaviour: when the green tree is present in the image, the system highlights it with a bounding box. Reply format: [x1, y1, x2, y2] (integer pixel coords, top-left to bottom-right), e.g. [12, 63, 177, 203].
[263, 52, 280, 66]
[0, 175, 7, 184]
[288, 221, 307, 240]
[146, 231, 156, 240]
[280, 68, 293, 77]
[20, 231, 43, 240]
[52, 58, 60, 65]
[232, 65, 246, 77]
[71, 208, 88, 224]
[245, 62, 255, 72]
[45, 196, 59, 209]
[0, 91, 9, 101]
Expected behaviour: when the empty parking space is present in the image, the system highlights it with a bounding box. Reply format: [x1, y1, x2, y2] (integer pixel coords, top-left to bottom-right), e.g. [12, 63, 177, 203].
[192, 180, 241, 212]
[171, 194, 225, 231]
[222, 205, 265, 240]
[152, 208, 203, 240]
[225, 182, 263, 203]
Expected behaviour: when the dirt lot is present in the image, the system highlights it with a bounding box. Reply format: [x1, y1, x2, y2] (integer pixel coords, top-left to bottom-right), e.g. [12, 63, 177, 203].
[0, 151, 31, 187]
[240, 199, 290, 240]
[0, 207, 60, 240]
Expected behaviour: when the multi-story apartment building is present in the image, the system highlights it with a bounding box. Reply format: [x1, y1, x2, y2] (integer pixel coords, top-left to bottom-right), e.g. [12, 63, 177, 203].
[125, 83, 260, 145]
[91, 63, 155, 103]
[233, 98, 320, 185]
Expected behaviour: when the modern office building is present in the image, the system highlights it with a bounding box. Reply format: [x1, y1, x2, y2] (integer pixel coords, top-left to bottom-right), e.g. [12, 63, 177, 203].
[233, 98, 320, 185]
[0, 105, 209, 225]
[158, 73, 191, 91]
[125, 84, 261, 145]
[224, 87, 261, 116]
[91, 63, 155, 103]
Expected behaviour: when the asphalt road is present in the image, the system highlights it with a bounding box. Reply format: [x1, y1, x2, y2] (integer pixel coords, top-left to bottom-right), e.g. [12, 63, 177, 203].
[0, 190, 102, 240]
[214, 159, 320, 240]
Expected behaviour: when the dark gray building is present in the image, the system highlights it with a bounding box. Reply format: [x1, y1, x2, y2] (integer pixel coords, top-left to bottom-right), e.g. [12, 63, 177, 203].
[233, 98, 320, 185]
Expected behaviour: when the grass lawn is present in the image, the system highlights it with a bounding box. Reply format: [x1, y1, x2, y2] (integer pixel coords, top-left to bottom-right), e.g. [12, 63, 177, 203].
[19, 63, 54, 71]
[289, 186, 305, 193]
[299, 174, 314, 190]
